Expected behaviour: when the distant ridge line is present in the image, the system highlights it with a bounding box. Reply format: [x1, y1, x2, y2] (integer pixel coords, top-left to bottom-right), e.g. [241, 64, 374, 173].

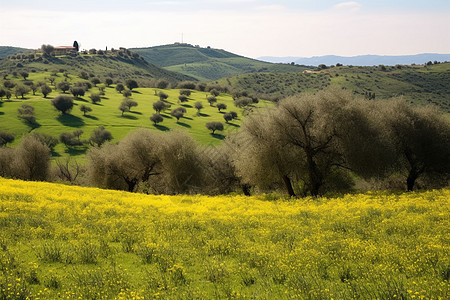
[258, 53, 450, 67]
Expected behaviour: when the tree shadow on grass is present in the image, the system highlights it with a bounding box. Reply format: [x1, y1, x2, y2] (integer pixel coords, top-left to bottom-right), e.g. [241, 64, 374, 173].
[211, 133, 226, 140]
[226, 122, 240, 127]
[183, 116, 193, 120]
[130, 111, 142, 115]
[199, 113, 209, 117]
[0, 112, 3, 115]
[84, 115, 99, 120]
[65, 147, 88, 156]
[177, 122, 191, 128]
[161, 114, 173, 119]
[182, 104, 192, 108]
[28, 121, 41, 129]
[74, 97, 89, 102]
[119, 114, 138, 120]
[57, 114, 85, 127]
[51, 151, 62, 157]
[132, 91, 142, 94]
[154, 124, 170, 131]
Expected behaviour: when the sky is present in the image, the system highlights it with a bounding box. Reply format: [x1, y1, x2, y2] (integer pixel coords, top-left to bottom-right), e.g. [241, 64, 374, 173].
[0, 0, 449, 59]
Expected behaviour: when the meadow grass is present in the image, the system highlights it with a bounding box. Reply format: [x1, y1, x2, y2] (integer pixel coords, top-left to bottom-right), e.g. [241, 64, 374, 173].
[0, 177, 448, 299]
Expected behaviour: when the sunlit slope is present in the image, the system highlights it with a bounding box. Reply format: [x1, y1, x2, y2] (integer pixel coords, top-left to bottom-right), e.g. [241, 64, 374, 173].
[0, 71, 271, 161]
[132, 44, 310, 81]
[0, 177, 448, 299]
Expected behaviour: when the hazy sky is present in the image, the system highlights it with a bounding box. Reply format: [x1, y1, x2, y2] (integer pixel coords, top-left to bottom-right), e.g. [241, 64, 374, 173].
[0, 0, 449, 58]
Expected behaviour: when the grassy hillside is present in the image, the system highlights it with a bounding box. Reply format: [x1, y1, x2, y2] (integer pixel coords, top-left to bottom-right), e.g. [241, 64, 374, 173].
[217, 63, 450, 111]
[0, 71, 271, 160]
[132, 44, 310, 81]
[0, 49, 195, 83]
[0, 177, 448, 299]
[0, 46, 30, 58]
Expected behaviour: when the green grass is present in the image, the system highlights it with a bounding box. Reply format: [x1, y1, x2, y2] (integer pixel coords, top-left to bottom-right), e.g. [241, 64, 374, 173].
[132, 44, 310, 81]
[217, 63, 450, 111]
[0, 72, 271, 160]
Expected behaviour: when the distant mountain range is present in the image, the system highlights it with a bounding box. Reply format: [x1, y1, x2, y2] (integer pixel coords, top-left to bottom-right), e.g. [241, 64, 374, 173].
[258, 54, 450, 67]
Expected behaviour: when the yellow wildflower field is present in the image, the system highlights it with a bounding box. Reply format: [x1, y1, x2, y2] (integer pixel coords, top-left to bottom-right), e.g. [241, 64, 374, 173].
[0, 177, 449, 299]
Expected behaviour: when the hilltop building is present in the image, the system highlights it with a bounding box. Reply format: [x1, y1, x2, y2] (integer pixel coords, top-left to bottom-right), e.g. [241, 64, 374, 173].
[53, 46, 76, 56]
[52, 41, 79, 55]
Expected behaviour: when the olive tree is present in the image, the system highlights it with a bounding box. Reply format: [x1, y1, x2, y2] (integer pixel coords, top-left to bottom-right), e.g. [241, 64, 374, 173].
[118, 102, 130, 116]
[0, 88, 6, 101]
[194, 101, 204, 115]
[31, 132, 59, 152]
[158, 91, 169, 101]
[52, 95, 74, 114]
[153, 100, 169, 113]
[116, 83, 125, 93]
[223, 113, 233, 123]
[79, 104, 92, 116]
[0, 132, 14, 147]
[89, 93, 102, 104]
[207, 96, 217, 106]
[179, 89, 191, 96]
[122, 98, 138, 111]
[206, 122, 224, 134]
[14, 84, 31, 99]
[57, 81, 71, 93]
[178, 95, 188, 103]
[87, 129, 204, 194]
[40, 84, 52, 98]
[217, 103, 227, 112]
[171, 107, 186, 122]
[87, 129, 163, 192]
[18, 104, 36, 124]
[125, 79, 138, 90]
[89, 126, 112, 147]
[381, 99, 450, 191]
[105, 78, 113, 87]
[71, 87, 86, 98]
[12, 136, 51, 181]
[150, 113, 163, 125]
[41, 44, 54, 56]
[235, 88, 391, 197]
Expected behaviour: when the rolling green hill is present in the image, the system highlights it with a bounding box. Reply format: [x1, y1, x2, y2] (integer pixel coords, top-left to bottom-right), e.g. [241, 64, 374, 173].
[0, 46, 30, 58]
[0, 70, 271, 161]
[0, 49, 196, 83]
[216, 63, 450, 112]
[132, 44, 310, 81]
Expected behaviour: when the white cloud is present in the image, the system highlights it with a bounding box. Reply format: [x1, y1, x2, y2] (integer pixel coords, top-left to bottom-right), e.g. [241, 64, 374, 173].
[333, 1, 362, 12]
[256, 5, 286, 12]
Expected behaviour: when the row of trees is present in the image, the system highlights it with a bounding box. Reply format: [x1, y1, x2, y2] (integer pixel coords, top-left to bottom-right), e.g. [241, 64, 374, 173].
[84, 89, 450, 195]
[234, 88, 450, 195]
[1, 88, 448, 195]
